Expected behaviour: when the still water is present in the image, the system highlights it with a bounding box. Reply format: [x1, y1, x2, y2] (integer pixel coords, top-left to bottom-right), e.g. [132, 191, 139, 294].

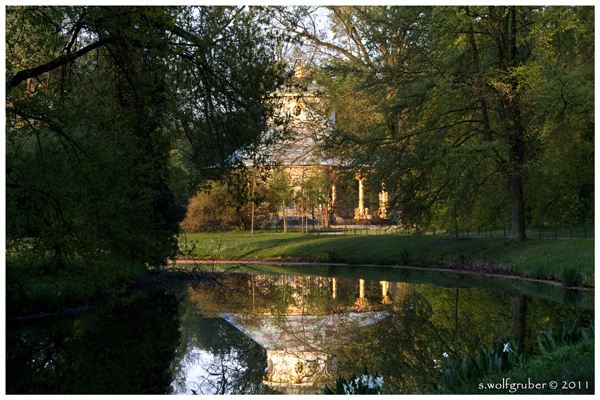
[6, 264, 594, 394]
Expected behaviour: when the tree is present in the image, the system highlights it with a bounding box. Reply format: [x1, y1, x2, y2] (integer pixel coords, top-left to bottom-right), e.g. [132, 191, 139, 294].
[6, 6, 289, 275]
[269, 169, 294, 233]
[180, 180, 276, 232]
[276, 6, 594, 240]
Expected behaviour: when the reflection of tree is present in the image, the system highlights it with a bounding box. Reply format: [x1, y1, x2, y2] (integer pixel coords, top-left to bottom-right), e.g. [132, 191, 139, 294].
[334, 283, 594, 393]
[335, 286, 515, 393]
[7, 291, 181, 394]
[511, 295, 527, 353]
[170, 293, 276, 394]
[518, 296, 593, 355]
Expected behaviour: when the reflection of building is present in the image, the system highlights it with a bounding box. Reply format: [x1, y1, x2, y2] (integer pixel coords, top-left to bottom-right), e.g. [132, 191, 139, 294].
[355, 279, 369, 306]
[189, 273, 410, 394]
[220, 312, 387, 394]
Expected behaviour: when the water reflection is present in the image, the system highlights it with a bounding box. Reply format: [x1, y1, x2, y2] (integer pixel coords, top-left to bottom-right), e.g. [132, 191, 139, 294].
[172, 275, 395, 394]
[5, 269, 593, 395]
[6, 290, 180, 394]
[172, 272, 593, 394]
[168, 313, 271, 395]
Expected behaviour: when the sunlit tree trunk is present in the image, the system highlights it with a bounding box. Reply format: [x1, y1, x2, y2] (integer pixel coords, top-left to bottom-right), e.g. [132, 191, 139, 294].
[282, 199, 287, 233]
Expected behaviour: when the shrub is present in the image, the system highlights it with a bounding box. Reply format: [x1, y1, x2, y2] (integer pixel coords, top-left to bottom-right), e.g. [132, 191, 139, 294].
[325, 248, 344, 263]
[439, 341, 522, 393]
[181, 182, 276, 232]
[399, 249, 411, 265]
[537, 321, 593, 355]
[560, 267, 584, 287]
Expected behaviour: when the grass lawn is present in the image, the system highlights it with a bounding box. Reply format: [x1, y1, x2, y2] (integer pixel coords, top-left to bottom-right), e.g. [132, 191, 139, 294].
[178, 231, 595, 287]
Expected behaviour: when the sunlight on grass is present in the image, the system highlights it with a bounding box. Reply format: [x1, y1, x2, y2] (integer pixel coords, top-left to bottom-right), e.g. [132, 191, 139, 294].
[177, 232, 594, 287]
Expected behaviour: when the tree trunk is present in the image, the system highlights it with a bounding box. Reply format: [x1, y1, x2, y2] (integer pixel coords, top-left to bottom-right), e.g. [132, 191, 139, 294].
[491, 6, 527, 242]
[301, 197, 305, 234]
[509, 174, 526, 241]
[250, 174, 255, 235]
[282, 199, 287, 233]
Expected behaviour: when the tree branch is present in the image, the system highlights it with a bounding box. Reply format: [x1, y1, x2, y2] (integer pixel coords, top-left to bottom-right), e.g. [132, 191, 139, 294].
[7, 36, 113, 91]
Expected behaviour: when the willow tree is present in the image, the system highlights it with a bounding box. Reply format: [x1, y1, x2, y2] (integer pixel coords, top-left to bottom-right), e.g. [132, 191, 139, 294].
[274, 6, 594, 241]
[6, 6, 288, 273]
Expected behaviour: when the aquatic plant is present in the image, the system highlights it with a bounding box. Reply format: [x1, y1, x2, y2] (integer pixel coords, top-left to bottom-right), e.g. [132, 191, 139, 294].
[538, 321, 594, 356]
[439, 341, 521, 393]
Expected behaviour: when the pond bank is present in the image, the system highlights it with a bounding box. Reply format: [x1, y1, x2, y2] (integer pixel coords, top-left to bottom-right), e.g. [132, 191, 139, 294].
[8, 258, 593, 323]
[171, 258, 594, 291]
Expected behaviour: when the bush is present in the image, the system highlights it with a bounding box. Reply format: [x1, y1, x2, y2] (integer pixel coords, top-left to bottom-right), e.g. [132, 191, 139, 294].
[399, 249, 411, 265]
[325, 249, 345, 263]
[181, 182, 276, 232]
[560, 267, 584, 287]
[537, 321, 593, 355]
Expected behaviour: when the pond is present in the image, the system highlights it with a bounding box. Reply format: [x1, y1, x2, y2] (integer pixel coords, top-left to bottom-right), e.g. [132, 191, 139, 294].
[6, 264, 594, 394]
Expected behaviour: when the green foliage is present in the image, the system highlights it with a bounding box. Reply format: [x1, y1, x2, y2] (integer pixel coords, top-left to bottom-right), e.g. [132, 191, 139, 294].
[6, 253, 148, 317]
[324, 248, 344, 263]
[439, 323, 594, 394]
[181, 179, 277, 232]
[560, 267, 585, 287]
[440, 341, 521, 393]
[399, 249, 411, 266]
[292, 6, 594, 240]
[6, 6, 289, 304]
[537, 321, 593, 356]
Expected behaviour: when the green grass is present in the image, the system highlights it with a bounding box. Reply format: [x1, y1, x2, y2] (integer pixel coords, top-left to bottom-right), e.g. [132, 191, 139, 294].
[177, 231, 595, 287]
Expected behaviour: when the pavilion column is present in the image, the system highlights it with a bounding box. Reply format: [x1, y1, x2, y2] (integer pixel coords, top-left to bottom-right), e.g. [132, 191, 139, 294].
[331, 184, 336, 206]
[378, 183, 388, 218]
[358, 179, 364, 217]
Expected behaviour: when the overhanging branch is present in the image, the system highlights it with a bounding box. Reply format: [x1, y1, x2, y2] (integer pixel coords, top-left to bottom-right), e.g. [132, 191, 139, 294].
[7, 37, 113, 91]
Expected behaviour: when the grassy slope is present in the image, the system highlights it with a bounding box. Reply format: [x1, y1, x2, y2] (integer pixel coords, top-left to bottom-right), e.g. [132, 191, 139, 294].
[178, 231, 595, 287]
